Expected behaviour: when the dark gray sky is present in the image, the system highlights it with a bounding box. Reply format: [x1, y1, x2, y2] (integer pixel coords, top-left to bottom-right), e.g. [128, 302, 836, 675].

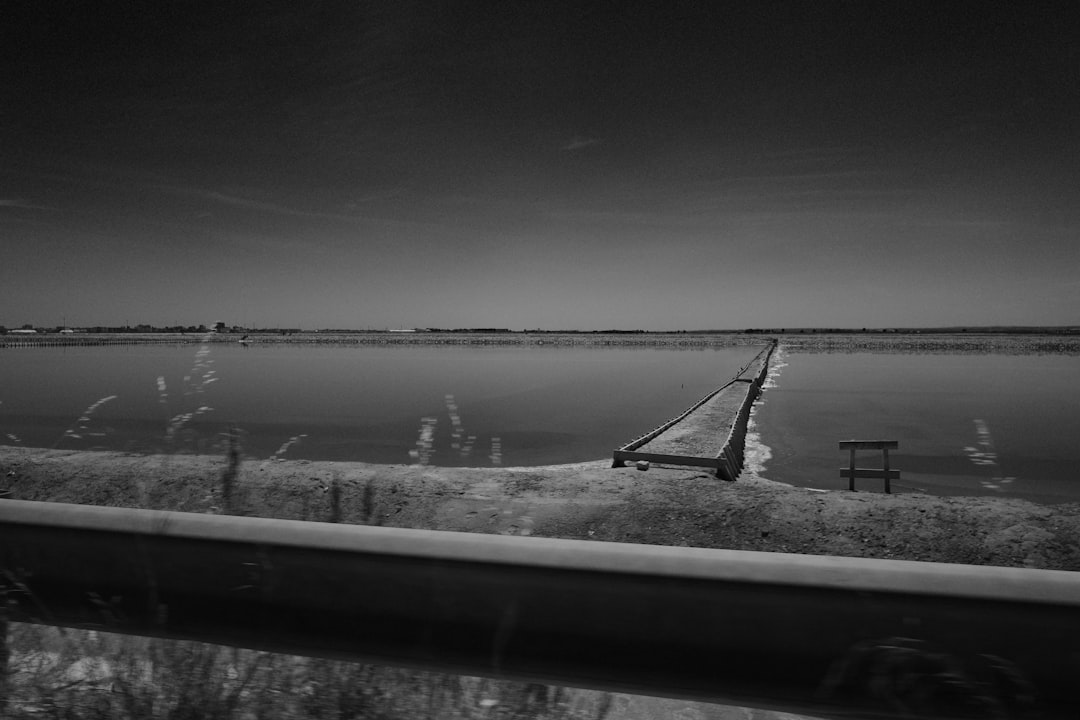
[3, 1, 1078, 329]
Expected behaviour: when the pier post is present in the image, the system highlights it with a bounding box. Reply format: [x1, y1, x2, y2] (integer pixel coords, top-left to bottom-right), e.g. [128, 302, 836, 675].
[883, 447, 891, 494]
[847, 447, 856, 491]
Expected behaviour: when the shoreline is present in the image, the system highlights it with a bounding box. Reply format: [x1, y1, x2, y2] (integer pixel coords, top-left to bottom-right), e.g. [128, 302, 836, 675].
[0, 331, 771, 350]
[4, 445, 1080, 571]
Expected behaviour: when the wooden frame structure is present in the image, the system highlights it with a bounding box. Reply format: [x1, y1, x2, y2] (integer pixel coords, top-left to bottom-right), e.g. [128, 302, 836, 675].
[839, 440, 899, 493]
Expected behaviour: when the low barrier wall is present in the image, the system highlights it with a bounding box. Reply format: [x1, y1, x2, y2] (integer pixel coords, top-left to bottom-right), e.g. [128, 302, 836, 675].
[714, 341, 776, 479]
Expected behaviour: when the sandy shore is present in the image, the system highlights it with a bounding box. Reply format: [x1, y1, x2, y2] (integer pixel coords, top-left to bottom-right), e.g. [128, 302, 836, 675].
[4, 445, 1079, 570]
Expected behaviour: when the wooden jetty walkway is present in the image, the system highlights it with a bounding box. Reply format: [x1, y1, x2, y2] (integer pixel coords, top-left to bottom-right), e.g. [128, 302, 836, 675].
[613, 340, 776, 480]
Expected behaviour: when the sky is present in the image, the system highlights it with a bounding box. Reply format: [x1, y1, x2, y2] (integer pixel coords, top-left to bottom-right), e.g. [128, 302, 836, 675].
[2, 1, 1078, 330]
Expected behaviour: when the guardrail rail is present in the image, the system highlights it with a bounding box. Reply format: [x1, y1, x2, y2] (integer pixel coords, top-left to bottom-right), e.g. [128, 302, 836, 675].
[3, 499, 1079, 719]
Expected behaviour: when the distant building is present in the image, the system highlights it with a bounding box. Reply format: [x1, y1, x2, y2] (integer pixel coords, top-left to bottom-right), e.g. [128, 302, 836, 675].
[10, 328, 38, 334]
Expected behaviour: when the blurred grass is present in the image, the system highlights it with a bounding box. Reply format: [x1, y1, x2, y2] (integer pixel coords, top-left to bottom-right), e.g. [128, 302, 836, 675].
[5, 625, 614, 720]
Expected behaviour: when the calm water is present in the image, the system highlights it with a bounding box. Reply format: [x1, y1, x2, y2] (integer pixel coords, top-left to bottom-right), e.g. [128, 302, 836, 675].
[752, 344, 1080, 503]
[0, 343, 762, 466]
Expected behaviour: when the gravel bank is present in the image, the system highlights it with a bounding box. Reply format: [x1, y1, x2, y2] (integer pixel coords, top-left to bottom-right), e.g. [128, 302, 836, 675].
[4, 446, 1079, 570]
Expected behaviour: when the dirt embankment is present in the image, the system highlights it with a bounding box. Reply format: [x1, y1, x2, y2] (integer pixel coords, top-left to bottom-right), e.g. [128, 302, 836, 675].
[4, 446, 1080, 571]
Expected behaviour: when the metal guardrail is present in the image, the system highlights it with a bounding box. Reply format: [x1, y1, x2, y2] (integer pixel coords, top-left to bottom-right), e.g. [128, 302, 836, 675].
[2, 499, 1079, 719]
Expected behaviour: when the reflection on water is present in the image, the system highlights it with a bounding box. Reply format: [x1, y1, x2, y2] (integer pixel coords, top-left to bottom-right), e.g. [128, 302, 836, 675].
[752, 339, 1080, 503]
[965, 419, 1017, 492]
[0, 343, 762, 467]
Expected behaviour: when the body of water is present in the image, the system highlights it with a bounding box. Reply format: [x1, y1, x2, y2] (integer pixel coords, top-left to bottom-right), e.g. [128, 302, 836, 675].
[0, 342, 763, 467]
[752, 341, 1080, 503]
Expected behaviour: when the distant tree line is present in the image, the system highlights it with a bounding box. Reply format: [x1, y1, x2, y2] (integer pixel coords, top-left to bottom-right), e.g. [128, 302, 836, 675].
[3, 324, 1077, 336]
[0, 324, 302, 335]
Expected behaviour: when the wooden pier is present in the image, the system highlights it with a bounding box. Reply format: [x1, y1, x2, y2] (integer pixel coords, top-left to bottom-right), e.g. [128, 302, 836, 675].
[612, 341, 775, 479]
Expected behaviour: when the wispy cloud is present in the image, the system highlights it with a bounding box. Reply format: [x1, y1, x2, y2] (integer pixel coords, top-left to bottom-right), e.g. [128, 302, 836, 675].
[154, 183, 450, 233]
[760, 145, 868, 160]
[720, 170, 882, 186]
[0, 161, 175, 191]
[0, 198, 60, 211]
[343, 188, 404, 206]
[563, 136, 601, 151]
[162, 186, 363, 222]
[1, 165, 412, 226]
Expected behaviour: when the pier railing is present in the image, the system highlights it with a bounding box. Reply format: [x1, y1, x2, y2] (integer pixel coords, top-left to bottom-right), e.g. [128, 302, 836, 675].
[3, 498, 1078, 719]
